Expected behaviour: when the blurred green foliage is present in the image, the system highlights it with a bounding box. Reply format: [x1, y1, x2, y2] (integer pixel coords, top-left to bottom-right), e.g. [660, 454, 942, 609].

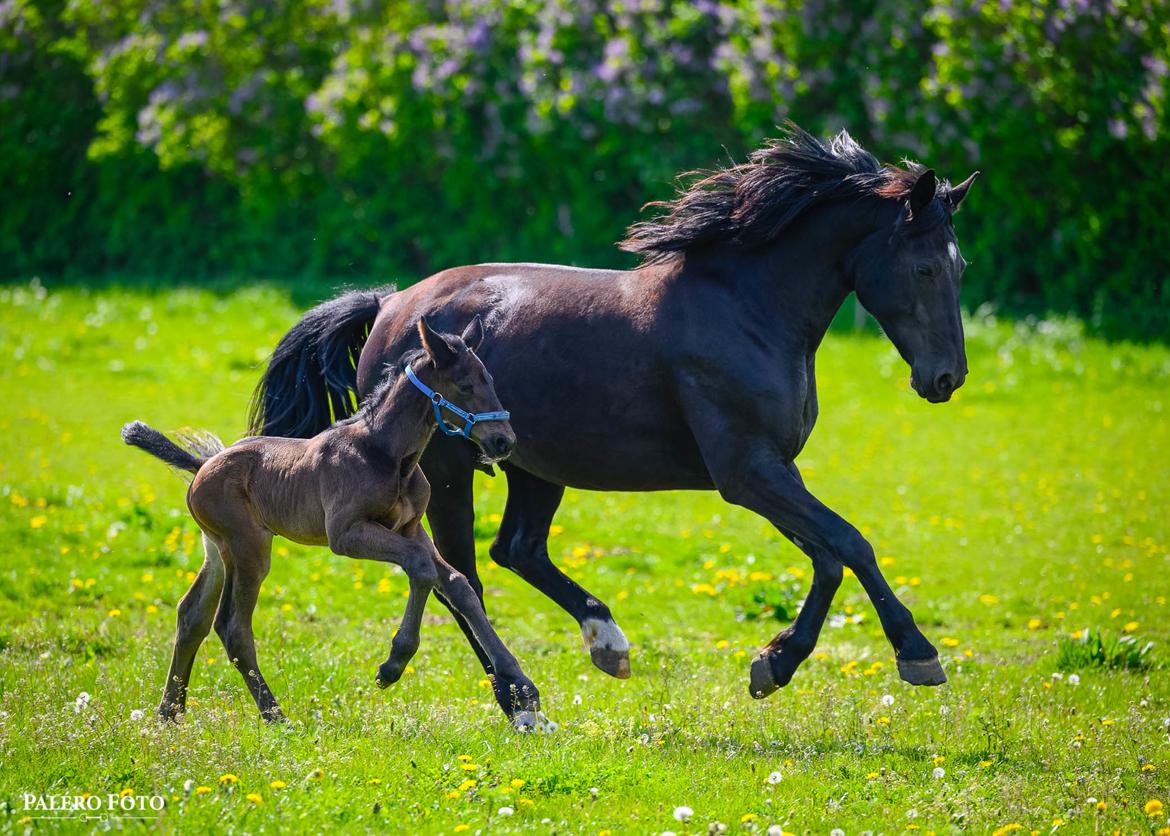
[2, 0, 1167, 337]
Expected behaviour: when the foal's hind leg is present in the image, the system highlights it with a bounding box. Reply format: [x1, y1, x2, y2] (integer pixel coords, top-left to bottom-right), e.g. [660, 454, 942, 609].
[213, 528, 284, 722]
[158, 532, 225, 720]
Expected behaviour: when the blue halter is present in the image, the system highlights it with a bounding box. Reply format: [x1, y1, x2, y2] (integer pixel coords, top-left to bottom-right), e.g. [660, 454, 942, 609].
[405, 364, 511, 439]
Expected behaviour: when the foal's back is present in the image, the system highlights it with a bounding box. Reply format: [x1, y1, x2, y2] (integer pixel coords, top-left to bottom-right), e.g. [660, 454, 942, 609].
[188, 425, 409, 548]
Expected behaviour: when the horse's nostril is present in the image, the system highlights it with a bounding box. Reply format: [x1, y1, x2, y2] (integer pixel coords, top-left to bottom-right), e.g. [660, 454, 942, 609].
[935, 372, 955, 394]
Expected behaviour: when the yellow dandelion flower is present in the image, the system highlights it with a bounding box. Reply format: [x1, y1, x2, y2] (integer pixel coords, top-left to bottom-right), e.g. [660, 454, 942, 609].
[219, 774, 238, 785]
[460, 763, 479, 771]
[270, 780, 286, 790]
[29, 515, 47, 529]
[146, 604, 158, 614]
[866, 772, 879, 780]
[195, 786, 212, 795]
[979, 760, 992, 768]
[1124, 621, 1139, 633]
[478, 678, 492, 689]
[510, 779, 526, 789]
[119, 788, 133, 797]
[246, 793, 262, 805]
[740, 813, 758, 823]
[1146, 799, 1164, 817]
[454, 825, 470, 832]
[456, 779, 477, 792]
[715, 639, 730, 649]
[518, 798, 534, 808]
[941, 637, 960, 647]
[1141, 764, 1155, 773]
[107, 609, 121, 618]
[1095, 800, 1107, 811]
[931, 755, 945, 766]
[876, 716, 890, 726]
[368, 778, 382, 785]
[979, 594, 999, 605]
[1027, 618, 1042, 630]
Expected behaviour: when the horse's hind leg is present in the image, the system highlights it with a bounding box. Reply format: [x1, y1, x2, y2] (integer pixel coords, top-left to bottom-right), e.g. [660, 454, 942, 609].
[490, 466, 630, 679]
[158, 532, 225, 720]
[213, 528, 284, 722]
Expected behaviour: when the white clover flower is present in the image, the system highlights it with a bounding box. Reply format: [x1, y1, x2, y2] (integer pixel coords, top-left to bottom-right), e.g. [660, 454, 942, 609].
[497, 806, 514, 816]
[766, 771, 783, 785]
[932, 767, 945, 780]
[673, 806, 694, 823]
[881, 694, 895, 707]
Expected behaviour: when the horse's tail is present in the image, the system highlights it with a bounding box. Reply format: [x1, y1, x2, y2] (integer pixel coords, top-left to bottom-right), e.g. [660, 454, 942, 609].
[247, 286, 391, 438]
[121, 421, 224, 475]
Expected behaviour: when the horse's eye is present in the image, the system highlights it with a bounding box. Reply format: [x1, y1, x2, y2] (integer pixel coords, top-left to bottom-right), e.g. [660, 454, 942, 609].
[916, 264, 934, 278]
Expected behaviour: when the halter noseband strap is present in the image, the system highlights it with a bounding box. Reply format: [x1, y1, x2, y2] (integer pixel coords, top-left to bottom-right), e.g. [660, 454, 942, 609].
[405, 364, 510, 439]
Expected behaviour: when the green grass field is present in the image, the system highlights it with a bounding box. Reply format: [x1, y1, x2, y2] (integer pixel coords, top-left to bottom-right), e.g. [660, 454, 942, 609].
[1, 282, 1168, 834]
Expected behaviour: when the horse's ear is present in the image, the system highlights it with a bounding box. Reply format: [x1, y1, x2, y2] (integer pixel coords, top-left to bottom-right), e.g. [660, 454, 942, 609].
[908, 168, 937, 216]
[947, 170, 980, 212]
[418, 317, 458, 368]
[460, 315, 485, 352]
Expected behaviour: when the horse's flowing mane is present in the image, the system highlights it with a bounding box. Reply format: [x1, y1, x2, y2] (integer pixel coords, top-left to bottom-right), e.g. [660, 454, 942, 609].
[621, 124, 943, 264]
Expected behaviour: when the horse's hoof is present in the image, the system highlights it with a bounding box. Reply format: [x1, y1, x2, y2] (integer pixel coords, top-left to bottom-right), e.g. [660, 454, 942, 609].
[376, 661, 404, 689]
[897, 655, 947, 686]
[590, 646, 631, 679]
[749, 653, 780, 699]
[581, 618, 631, 679]
[511, 710, 558, 733]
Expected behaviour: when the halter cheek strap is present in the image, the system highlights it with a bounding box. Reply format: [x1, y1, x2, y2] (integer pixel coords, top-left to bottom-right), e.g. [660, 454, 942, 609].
[405, 364, 511, 439]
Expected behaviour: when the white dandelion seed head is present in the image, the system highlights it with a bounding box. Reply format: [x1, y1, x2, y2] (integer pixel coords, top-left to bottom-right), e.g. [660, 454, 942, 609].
[130, 709, 145, 721]
[830, 829, 845, 836]
[766, 827, 784, 836]
[881, 694, 895, 707]
[497, 806, 514, 816]
[183, 779, 194, 792]
[673, 806, 694, 822]
[766, 771, 783, 784]
[572, 694, 583, 705]
[1068, 674, 1080, 685]
[1086, 797, 1097, 806]
[932, 767, 945, 779]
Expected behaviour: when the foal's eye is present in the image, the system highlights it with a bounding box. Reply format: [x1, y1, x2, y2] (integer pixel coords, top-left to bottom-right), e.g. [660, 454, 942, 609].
[915, 264, 934, 278]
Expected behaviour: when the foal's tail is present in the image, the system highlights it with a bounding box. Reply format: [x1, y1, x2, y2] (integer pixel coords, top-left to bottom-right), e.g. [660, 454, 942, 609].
[247, 285, 391, 439]
[121, 421, 224, 475]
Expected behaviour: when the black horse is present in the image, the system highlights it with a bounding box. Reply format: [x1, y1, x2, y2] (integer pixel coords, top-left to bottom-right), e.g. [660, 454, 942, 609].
[250, 126, 978, 698]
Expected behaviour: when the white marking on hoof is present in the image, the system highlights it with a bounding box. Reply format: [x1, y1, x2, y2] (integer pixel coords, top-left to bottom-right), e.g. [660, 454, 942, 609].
[512, 710, 539, 732]
[537, 711, 558, 733]
[580, 618, 629, 653]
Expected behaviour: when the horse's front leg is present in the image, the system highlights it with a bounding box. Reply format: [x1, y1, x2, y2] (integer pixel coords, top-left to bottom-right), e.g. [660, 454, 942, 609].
[695, 426, 943, 693]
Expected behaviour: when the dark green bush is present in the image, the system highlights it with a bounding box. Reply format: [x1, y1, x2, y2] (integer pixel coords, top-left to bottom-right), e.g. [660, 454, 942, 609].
[2, 0, 1167, 337]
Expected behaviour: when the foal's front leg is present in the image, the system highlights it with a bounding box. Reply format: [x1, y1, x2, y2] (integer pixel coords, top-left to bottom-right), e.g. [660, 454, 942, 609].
[418, 530, 546, 729]
[325, 517, 437, 685]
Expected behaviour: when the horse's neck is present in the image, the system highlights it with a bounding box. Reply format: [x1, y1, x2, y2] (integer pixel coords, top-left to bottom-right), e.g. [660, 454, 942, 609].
[697, 200, 878, 353]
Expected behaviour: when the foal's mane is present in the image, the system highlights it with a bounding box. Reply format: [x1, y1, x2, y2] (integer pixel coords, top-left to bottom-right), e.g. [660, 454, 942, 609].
[620, 123, 949, 264]
[339, 349, 428, 428]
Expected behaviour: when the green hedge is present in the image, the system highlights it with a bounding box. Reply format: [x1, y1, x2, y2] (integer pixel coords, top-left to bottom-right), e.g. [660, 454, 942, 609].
[2, 0, 1167, 338]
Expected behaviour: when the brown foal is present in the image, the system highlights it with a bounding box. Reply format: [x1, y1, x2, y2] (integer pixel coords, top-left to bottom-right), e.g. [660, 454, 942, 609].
[123, 318, 545, 728]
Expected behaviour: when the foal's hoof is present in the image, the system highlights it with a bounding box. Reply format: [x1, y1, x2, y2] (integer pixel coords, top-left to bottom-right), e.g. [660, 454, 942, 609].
[897, 655, 947, 686]
[512, 710, 558, 733]
[590, 646, 631, 680]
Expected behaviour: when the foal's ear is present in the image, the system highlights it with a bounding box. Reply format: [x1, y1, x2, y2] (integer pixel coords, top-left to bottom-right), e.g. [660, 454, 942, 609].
[418, 317, 458, 369]
[908, 168, 937, 217]
[460, 315, 485, 353]
[947, 170, 980, 212]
